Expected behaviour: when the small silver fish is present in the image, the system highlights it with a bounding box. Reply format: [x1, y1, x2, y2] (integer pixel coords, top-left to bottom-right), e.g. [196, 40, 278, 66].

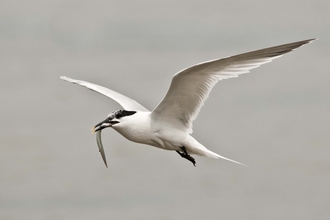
[96, 130, 108, 168]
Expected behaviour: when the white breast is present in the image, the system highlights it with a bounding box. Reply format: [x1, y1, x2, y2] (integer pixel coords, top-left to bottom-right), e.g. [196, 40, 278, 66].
[112, 112, 155, 145]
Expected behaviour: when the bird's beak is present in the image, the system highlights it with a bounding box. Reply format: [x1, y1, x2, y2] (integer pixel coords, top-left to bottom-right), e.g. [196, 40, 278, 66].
[91, 117, 119, 133]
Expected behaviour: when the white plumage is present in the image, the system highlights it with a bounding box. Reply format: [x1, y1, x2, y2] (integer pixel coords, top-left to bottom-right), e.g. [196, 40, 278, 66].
[61, 39, 315, 167]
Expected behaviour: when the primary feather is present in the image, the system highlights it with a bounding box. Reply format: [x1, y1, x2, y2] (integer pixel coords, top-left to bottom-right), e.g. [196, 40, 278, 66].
[60, 76, 149, 112]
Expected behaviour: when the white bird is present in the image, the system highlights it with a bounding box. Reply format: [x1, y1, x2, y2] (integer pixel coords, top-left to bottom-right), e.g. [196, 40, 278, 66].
[61, 39, 315, 167]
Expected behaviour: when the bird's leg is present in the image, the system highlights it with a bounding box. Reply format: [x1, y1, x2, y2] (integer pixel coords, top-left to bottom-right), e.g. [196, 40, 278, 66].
[176, 146, 196, 167]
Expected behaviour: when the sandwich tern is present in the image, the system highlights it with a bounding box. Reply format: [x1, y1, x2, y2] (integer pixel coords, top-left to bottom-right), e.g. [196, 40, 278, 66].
[61, 38, 315, 167]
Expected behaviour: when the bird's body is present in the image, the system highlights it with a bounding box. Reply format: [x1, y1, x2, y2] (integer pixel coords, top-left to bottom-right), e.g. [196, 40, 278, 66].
[113, 111, 225, 158]
[61, 38, 315, 167]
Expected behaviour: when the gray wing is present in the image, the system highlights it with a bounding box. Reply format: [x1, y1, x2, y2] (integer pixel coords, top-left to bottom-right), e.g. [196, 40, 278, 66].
[60, 76, 149, 112]
[151, 39, 316, 133]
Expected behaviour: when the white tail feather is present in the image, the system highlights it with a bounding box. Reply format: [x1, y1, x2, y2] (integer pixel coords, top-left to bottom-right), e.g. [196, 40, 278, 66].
[203, 148, 247, 167]
[188, 137, 247, 166]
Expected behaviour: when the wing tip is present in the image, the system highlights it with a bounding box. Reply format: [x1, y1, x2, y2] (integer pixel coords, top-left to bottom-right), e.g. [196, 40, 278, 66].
[292, 38, 318, 49]
[298, 38, 318, 46]
[306, 38, 318, 42]
[60, 76, 72, 81]
[60, 76, 78, 84]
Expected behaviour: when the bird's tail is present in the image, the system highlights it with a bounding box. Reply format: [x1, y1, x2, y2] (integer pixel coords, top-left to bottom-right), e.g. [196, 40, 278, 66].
[203, 148, 247, 167]
[188, 137, 247, 166]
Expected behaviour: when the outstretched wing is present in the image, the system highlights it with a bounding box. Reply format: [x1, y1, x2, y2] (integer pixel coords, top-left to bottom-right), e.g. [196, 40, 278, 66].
[151, 39, 316, 133]
[60, 76, 149, 112]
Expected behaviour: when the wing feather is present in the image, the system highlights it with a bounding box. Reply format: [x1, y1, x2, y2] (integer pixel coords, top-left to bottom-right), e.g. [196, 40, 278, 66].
[60, 76, 149, 112]
[152, 39, 316, 133]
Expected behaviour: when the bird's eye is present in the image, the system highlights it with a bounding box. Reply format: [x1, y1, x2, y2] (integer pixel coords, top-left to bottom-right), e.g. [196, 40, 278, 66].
[113, 110, 136, 119]
[114, 110, 124, 119]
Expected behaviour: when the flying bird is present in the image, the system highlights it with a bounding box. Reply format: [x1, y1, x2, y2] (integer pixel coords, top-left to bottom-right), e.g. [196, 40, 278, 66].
[61, 39, 315, 167]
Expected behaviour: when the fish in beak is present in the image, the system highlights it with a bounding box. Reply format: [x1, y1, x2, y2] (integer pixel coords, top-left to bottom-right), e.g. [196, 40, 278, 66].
[91, 115, 119, 133]
[91, 113, 120, 168]
[96, 130, 108, 168]
[91, 110, 136, 168]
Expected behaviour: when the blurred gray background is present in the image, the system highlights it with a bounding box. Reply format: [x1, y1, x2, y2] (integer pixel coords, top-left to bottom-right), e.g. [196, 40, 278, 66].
[1, 0, 329, 219]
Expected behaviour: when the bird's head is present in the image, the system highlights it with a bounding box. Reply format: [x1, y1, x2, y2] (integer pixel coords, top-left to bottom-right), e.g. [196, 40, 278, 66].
[92, 110, 137, 132]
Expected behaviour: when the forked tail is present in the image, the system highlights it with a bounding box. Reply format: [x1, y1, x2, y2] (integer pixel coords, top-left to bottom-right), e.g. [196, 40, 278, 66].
[203, 148, 247, 167]
[188, 137, 247, 166]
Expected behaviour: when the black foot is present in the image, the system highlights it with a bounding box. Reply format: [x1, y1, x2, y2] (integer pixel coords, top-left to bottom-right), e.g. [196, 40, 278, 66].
[176, 146, 196, 167]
